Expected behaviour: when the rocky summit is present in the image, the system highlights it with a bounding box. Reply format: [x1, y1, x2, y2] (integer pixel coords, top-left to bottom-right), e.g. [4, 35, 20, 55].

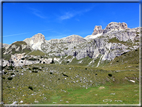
[1, 22, 140, 67]
[24, 33, 45, 50]
[92, 25, 103, 35]
[85, 22, 129, 40]
[103, 22, 128, 33]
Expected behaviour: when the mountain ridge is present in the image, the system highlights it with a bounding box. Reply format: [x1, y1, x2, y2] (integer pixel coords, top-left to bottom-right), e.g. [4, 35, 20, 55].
[1, 22, 140, 67]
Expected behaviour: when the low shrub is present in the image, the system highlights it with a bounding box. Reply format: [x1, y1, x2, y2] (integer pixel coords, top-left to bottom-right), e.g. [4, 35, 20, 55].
[10, 73, 15, 75]
[7, 77, 13, 80]
[2, 76, 5, 79]
[108, 74, 112, 77]
[28, 86, 33, 90]
[32, 71, 38, 73]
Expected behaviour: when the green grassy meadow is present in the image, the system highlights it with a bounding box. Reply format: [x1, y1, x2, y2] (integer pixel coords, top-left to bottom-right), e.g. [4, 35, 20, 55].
[2, 63, 139, 104]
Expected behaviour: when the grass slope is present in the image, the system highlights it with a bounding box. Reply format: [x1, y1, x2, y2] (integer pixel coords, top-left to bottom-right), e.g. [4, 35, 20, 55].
[111, 48, 139, 65]
[108, 37, 133, 47]
[3, 63, 139, 104]
[28, 50, 45, 56]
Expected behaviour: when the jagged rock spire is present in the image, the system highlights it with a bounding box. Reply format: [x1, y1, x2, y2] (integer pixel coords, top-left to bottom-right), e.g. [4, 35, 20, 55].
[92, 26, 103, 35]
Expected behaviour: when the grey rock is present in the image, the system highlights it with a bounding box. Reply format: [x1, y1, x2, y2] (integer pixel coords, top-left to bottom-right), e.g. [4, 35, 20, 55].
[0, 43, 10, 48]
[24, 33, 45, 50]
[103, 22, 128, 34]
[92, 25, 103, 35]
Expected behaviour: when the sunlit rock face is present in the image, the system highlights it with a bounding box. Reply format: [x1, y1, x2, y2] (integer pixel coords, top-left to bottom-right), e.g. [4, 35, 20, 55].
[103, 22, 128, 34]
[61, 35, 86, 43]
[24, 33, 45, 50]
[85, 22, 128, 40]
[41, 22, 140, 63]
[92, 25, 103, 35]
[84, 25, 103, 40]
[1, 22, 140, 67]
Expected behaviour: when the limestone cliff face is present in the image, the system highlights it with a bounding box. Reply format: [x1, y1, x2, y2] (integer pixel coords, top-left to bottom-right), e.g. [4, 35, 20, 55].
[103, 22, 128, 33]
[85, 22, 129, 40]
[61, 35, 86, 43]
[85, 26, 103, 40]
[24, 33, 45, 50]
[2, 22, 140, 67]
[92, 26, 103, 35]
[41, 22, 140, 66]
[41, 35, 86, 56]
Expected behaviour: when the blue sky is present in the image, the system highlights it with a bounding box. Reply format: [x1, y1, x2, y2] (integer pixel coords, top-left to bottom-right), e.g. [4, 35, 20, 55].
[3, 2, 139, 44]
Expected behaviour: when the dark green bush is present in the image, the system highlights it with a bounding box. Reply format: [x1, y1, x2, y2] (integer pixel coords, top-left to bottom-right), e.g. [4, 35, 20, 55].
[8, 77, 13, 80]
[62, 73, 69, 77]
[108, 74, 112, 77]
[4, 71, 7, 74]
[7, 65, 14, 70]
[28, 58, 38, 61]
[11, 73, 15, 75]
[50, 60, 54, 64]
[32, 67, 39, 70]
[32, 71, 38, 73]
[28, 86, 33, 90]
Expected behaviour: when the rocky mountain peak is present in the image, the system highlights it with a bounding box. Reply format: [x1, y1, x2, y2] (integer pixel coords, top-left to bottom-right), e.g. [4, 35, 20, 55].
[94, 26, 102, 30]
[31, 33, 45, 42]
[85, 25, 103, 40]
[103, 22, 128, 33]
[61, 35, 86, 43]
[92, 26, 103, 35]
[24, 33, 45, 50]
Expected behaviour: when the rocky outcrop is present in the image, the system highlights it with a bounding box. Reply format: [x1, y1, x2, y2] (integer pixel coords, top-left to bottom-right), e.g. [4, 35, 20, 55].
[11, 53, 39, 66]
[41, 22, 140, 67]
[61, 35, 86, 43]
[84, 22, 129, 40]
[46, 35, 86, 44]
[103, 22, 128, 34]
[92, 26, 103, 35]
[1, 53, 54, 66]
[0, 43, 10, 48]
[85, 26, 103, 40]
[24, 33, 45, 50]
[3, 41, 31, 55]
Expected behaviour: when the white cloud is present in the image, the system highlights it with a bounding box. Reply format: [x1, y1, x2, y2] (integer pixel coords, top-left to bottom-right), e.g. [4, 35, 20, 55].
[59, 6, 95, 21]
[46, 34, 68, 40]
[60, 12, 74, 20]
[3, 33, 28, 37]
[30, 8, 47, 19]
